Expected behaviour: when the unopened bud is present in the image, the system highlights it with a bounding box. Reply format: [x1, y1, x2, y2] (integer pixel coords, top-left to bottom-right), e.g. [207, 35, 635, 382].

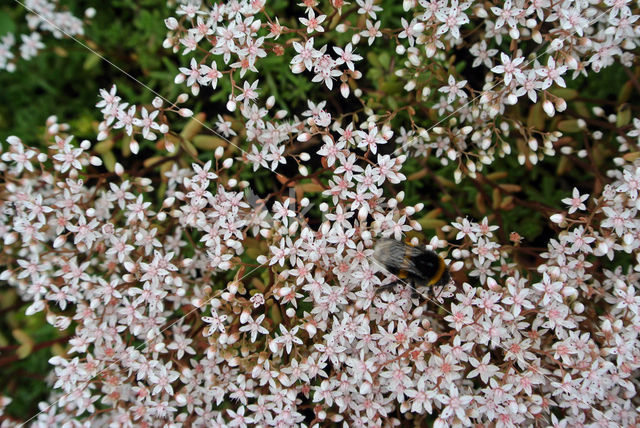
[89, 156, 102, 166]
[297, 133, 311, 142]
[129, 139, 139, 155]
[340, 82, 350, 98]
[53, 235, 66, 248]
[165, 17, 178, 30]
[358, 206, 369, 222]
[266, 95, 275, 109]
[573, 302, 585, 314]
[451, 261, 464, 271]
[543, 100, 555, 117]
[228, 282, 238, 294]
[550, 213, 565, 224]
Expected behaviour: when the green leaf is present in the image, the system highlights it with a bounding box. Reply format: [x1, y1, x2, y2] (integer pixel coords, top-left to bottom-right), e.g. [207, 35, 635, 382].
[83, 53, 102, 70]
[102, 150, 116, 172]
[417, 217, 447, 230]
[617, 108, 632, 127]
[378, 51, 391, 69]
[0, 12, 15, 35]
[386, 95, 399, 111]
[193, 135, 227, 150]
[557, 120, 581, 133]
[366, 52, 382, 69]
[548, 88, 578, 101]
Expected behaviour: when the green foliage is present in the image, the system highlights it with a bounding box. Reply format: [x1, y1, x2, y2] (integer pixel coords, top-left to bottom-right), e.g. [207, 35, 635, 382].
[3, 346, 54, 418]
[0, 304, 65, 418]
[0, 0, 173, 145]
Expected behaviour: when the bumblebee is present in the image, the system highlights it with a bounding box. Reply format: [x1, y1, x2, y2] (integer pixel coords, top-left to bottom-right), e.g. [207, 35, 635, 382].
[373, 238, 450, 292]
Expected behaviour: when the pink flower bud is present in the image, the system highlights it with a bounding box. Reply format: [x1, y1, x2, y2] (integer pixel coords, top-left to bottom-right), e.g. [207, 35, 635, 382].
[129, 139, 139, 154]
[543, 100, 555, 117]
[266, 95, 275, 109]
[165, 17, 178, 30]
[451, 261, 464, 272]
[228, 282, 238, 294]
[358, 206, 369, 222]
[297, 133, 311, 142]
[174, 74, 186, 84]
[53, 235, 66, 248]
[291, 62, 306, 74]
[178, 108, 193, 117]
[573, 302, 585, 314]
[550, 213, 565, 224]
[340, 82, 350, 98]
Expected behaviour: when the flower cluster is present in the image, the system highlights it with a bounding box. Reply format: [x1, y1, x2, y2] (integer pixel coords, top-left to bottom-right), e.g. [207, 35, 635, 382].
[2, 0, 640, 426]
[0, 0, 90, 72]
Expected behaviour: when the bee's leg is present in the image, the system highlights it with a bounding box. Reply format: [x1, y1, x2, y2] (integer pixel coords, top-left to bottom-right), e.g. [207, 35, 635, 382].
[376, 280, 399, 294]
[409, 280, 428, 300]
[410, 284, 424, 300]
